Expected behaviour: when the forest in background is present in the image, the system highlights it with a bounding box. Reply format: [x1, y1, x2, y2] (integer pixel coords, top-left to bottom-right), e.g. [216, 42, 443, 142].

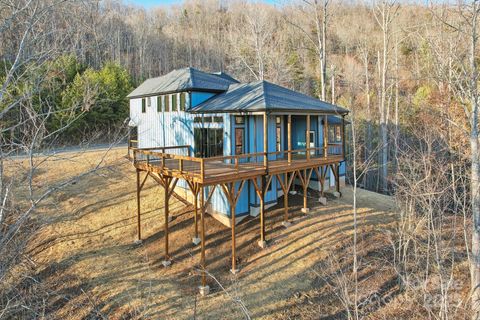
[1, 0, 480, 319]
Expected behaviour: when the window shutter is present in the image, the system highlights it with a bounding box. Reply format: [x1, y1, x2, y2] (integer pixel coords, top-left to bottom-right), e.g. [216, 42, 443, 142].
[180, 92, 186, 111]
[142, 98, 146, 113]
[157, 96, 162, 112]
[165, 95, 170, 112]
[172, 94, 177, 111]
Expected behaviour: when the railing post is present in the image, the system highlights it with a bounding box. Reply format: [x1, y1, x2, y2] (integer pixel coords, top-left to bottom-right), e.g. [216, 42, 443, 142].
[235, 157, 239, 171]
[288, 114, 292, 164]
[306, 114, 310, 161]
[263, 113, 268, 171]
[200, 158, 205, 182]
[324, 115, 328, 158]
[341, 115, 346, 158]
[179, 159, 183, 173]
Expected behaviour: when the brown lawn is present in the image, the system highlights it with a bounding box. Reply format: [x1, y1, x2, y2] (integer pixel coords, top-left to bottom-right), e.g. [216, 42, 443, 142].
[20, 148, 396, 319]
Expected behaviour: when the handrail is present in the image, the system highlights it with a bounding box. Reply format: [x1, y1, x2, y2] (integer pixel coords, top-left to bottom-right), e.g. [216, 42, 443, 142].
[130, 140, 343, 183]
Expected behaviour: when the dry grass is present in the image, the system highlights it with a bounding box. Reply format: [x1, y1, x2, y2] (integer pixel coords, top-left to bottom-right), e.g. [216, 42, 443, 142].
[15, 148, 397, 319]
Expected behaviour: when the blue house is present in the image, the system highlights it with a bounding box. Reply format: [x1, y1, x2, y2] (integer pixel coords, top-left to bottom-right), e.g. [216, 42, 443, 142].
[127, 67, 348, 293]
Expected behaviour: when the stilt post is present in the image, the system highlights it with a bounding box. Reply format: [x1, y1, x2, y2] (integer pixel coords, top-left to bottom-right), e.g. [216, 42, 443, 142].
[199, 185, 209, 295]
[136, 169, 142, 242]
[162, 176, 172, 267]
[193, 187, 200, 245]
[231, 187, 237, 274]
[259, 176, 266, 248]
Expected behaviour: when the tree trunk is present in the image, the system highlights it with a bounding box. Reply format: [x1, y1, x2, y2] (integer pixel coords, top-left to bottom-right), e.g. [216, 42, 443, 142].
[470, 4, 480, 317]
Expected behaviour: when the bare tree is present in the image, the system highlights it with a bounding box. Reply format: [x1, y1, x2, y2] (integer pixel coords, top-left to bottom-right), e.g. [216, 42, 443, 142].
[373, 0, 398, 193]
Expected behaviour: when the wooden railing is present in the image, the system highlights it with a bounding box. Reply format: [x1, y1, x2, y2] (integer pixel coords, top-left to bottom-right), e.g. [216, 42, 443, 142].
[129, 141, 343, 183]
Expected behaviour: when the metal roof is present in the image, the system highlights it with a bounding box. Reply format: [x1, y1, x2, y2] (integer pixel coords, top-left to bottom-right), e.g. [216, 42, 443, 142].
[190, 80, 349, 115]
[127, 67, 238, 98]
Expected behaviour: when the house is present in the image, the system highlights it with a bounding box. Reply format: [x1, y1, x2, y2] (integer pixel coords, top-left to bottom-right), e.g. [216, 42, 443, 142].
[127, 67, 348, 295]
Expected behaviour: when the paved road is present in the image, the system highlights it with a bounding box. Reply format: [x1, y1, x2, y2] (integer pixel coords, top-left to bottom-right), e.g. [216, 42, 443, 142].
[9, 142, 127, 159]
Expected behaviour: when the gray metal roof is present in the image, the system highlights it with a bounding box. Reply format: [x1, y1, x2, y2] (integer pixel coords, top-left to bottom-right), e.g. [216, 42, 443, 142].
[210, 72, 240, 83]
[190, 80, 349, 115]
[127, 67, 238, 98]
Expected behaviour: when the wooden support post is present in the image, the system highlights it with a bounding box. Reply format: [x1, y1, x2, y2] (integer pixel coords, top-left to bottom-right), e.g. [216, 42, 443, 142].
[220, 181, 245, 274]
[252, 176, 272, 247]
[193, 188, 200, 245]
[303, 170, 308, 213]
[231, 196, 237, 274]
[299, 169, 313, 214]
[263, 113, 268, 170]
[324, 115, 328, 158]
[259, 176, 266, 248]
[283, 173, 289, 224]
[288, 114, 292, 164]
[135, 169, 142, 243]
[320, 166, 326, 197]
[306, 114, 311, 161]
[199, 185, 209, 295]
[162, 176, 172, 267]
[336, 163, 341, 196]
[277, 172, 295, 228]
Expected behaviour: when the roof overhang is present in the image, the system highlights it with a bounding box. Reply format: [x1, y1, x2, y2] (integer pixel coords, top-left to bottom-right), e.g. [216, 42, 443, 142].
[188, 109, 349, 116]
[127, 88, 226, 100]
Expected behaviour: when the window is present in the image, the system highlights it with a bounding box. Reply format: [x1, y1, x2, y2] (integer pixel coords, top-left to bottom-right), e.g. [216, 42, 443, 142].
[141, 98, 146, 113]
[235, 128, 244, 154]
[203, 116, 213, 123]
[147, 97, 151, 107]
[180, 92, 186, 111]
[194, 128, 224, 157]
[172, 94, 177, 111]
[235, 116, 245, 125]
[157, 96, 162, 112]
[276, 116, 282, 152]
[328, 125, 342, 143]
[165, 95, 170, 112]
[213, 116, 223, 123]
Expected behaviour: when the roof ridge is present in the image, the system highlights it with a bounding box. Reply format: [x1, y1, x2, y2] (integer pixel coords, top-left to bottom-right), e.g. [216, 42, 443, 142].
[261, 80, 269, 110]
[188, 67, 195, 87]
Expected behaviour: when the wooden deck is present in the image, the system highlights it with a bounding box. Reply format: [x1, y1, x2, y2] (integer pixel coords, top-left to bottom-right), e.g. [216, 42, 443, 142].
[130, 144, 344, 186]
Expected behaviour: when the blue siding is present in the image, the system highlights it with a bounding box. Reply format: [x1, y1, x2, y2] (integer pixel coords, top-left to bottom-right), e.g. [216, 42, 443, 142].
[133, 94, 345, 218]
[191, 92, 216, 108]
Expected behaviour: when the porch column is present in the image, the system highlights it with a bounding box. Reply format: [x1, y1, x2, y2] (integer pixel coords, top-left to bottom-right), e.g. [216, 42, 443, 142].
[263, 113, 268, 170]
[306, 115, 311, 161]
[287, 115, 292, 163]
[323, 115, 328, 158]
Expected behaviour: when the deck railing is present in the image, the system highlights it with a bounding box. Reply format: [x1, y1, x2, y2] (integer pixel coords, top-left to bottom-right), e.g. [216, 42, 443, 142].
[130, 141, 343, 183]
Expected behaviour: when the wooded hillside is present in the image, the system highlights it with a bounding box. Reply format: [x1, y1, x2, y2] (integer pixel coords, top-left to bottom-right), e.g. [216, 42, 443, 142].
[1, 0, 479, 319]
